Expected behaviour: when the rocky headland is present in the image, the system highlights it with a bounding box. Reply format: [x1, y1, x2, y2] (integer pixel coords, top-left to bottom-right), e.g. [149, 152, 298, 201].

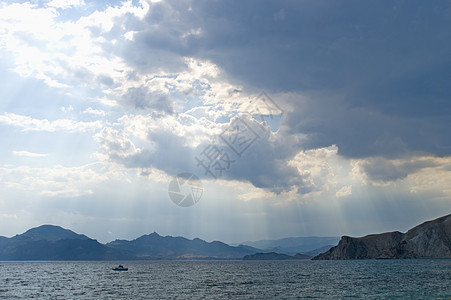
[314, 214, 451, 260]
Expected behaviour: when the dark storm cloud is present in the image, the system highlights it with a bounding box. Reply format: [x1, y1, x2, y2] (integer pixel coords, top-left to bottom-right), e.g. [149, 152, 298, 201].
[360, 157, 439, 184]
[284, 91, 451, 159]
[117, 0, 451, 160]
[126, 0, 451, 92]
[85, 0, 451, 188]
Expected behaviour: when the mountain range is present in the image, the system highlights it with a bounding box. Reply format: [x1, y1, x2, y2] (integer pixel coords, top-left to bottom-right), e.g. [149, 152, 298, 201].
[106, 233, 258, 260]
[4, 213, 448, 261]
[239, 236, 339, 255]
[0, 225, 331, 260]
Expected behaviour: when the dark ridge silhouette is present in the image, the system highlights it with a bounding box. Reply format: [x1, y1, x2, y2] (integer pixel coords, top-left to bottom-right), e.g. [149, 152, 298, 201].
[106, 232, 258, 259]
[314, 214, 451, 260]
[0, 225, 134, 260]
[0, 226, 259, 260]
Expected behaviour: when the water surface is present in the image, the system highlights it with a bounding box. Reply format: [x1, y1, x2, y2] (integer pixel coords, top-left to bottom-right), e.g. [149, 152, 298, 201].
[1, 259, 450, 299]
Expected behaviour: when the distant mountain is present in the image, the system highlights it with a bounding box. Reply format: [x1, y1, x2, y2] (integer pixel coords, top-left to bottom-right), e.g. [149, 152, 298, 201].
[0, 226, 263, 260]
[240, 236, 340, 255]
[106, 232, 259, 259]
[0, 226, 261, 261]
[302, 245, 335, 257]
[18, 225, 89, 241]
[314, 214, 451, 260]
[0, 225, 134, 260]
[243, 252, 312, 260]
[0, 225, 343, 261]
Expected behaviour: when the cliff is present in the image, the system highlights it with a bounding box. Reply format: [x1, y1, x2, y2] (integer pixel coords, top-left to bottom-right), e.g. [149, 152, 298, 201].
[313, 214, 451, 260]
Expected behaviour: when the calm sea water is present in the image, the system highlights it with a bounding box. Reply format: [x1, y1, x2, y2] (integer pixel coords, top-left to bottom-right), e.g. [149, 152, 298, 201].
[1, 259, 450, 299]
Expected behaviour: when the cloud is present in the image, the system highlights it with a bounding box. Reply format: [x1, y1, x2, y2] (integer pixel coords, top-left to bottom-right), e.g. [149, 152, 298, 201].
[0, 163, 110, 198]
[95, 113, 209, 176]
[289, 145, 356, 196]
[47, 0, 85, 9]
[94, 111, 305, 193]
[0, 0, 450, 244]
[212, 115, 303, 192]
[121, 86, 173, 113]
[0, 214, 18, 220]
[60, 105, 74, 113]
[336, 185, 352, 198]
[83, 107, 106, 116]
[0, 112, 102, 132]
[12, 150, 48, 158]
[284, 92, 451, 159]
[357, 156, 440, 185]
[2, 0, 450, 164]
[95, 127, 141, 161]
[0, 0, 249, 117]
[407, 156, 451, 197]
[0, 0, 149, 103]
[115, 0, 451, 160]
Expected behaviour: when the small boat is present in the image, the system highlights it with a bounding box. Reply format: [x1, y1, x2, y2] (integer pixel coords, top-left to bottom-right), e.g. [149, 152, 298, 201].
[112, 265, 128, 271]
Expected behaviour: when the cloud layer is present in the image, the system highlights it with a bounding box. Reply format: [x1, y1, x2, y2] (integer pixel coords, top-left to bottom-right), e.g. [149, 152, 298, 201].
[0, 0, 450, 242]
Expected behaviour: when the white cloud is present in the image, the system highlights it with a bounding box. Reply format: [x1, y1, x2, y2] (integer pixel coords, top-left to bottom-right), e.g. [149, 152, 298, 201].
[236, 185, 276, 202]
[95, 127, 141, 160]
[0, 112, 102, 132]
[290, 146, 342, 193]
[60, 105, 74, 113]
[0, 1, 149, 100]
[95, 112, 304, 193]
[0, 1, 251, 117]
[12, 151, 48, 158]
[83, 107, 106, 116]
[0, 163, 110, 198]
[47, 0, 85, 9]
[408, 157, 451, 198]
[118, 112, 219, 147]
[0, 214, 18, 220]
[336, 185, 352, 198]
[124, 31, 136, 41]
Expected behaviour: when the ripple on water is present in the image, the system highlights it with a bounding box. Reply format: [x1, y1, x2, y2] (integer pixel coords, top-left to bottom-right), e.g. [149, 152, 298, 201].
[0, 260, 450, 299]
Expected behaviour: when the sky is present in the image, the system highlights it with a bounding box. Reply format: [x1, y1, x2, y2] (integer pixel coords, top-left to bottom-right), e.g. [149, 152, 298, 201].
[0, 0, 451, 244]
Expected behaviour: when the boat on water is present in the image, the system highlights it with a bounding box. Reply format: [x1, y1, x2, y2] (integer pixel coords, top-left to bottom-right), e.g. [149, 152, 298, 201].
[112, 265, 128, 271]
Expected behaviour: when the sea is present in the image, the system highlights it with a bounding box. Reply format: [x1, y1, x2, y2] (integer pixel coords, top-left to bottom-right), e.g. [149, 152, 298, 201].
[1, 259, 450, 299]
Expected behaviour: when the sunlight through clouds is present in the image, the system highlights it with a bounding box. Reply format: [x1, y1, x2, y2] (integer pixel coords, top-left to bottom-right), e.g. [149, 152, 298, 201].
[0, 0, 149, 99]
[0, 0, 450, 243]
